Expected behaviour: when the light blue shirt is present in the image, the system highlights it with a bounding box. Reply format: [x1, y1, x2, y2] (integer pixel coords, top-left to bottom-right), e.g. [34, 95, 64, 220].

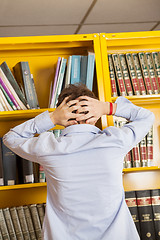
[3, 97, 155, 240]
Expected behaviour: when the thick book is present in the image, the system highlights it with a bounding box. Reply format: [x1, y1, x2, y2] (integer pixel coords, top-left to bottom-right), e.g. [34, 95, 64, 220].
[16, 206, 31, 240]
[23, 205, 37, 240]
[138, 52, 153, 95]
[112, 54, 127, 96]
[70, 55, 81, 84]
[3, 207, 17, 239]
[0, 138, 4, 186]
[132, 53, 146, 95]
[1, 138, 17, 186]
[125, 191, 141, 238]
[145, 52, 159, 94]
[39, 165, 45, 183]
[108, 54, 118, 97]
[49, 57, 61, 108]
[10, 207, 24, 240]
[0, 208, 10, 240]
[132, 144, 141, 168]
[139, 137, 148, 167]
[64, 56, 72, 87]
[125, 53, 141, 95]
[119, 54, 133, 96]
[146, 126, 154, 167]
[29, 204, 42, 239]
[152, 52, 160, 89]
[86, 52, 95, 91]
[17, 156, 34, 184]
[37, 204, 45, 227]
[1, 61, 29, 109]
[124, 151, 132, 168]
[136, 190, 156, 240]
[13, 62, 39, 109]
[80, 55, 88, 85]
[150, 189, 160, 240]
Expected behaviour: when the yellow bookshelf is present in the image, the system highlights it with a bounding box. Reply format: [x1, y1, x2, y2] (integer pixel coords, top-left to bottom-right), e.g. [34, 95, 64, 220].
[0, 33, 107, 208]
[100, 31, 160, 191]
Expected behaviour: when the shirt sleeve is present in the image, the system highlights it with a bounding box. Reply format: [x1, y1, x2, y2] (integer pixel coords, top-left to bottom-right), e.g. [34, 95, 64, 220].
[3, 111, 55, 162]
[108, 97, 155, 155]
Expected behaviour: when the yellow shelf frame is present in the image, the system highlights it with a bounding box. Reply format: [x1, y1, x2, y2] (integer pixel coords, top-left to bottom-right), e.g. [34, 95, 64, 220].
[123, 166, 160, 173]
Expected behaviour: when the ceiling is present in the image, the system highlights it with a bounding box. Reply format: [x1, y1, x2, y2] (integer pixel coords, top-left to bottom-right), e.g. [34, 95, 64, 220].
[0, 0, 160, 37]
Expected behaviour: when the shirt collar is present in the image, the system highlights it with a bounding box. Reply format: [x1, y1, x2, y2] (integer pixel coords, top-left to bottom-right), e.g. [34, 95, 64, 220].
[61, 124, 102, 136]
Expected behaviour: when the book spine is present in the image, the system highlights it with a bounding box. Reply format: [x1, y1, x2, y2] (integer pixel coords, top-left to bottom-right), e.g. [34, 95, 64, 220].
[139, 137, 148, 167]
[39, 165, 45, 183]
[23, 206, 37, 240]
[146, 127, 154, 167]
[80, 55, 88, 85]
[31, 74, 39, 109]
[0, 208, 10, 239]
[145, 52, 159, 94]
[151, 189, 160, 240]
[125, 53, 140, 95]
[125, 191, 141, 237]
[132, 53, 146, 95]
[132, 144, 141, 168]
[65, 55, 72, 87]
[112, 54, 127, 96]
[136, 190, 156, 240]
[10, 207, 24, 240]
[0, 77, 18, 110]
[29, 204, 42, 240]
[70, 55, 81, 84]
[124, 151, 132, 168]
[0, 88, 9, 111]
[3, 207, 17, 239]
[16, 206, 31, 240]
[138, 52, 153, 94]
[0, 84, 17, 110]
[108, 54, 118, 97]
[152, 52, 160, 90]
[119, 54, 133, 96]
[86, 52, 95, 91]
[36, 204, 45, 228]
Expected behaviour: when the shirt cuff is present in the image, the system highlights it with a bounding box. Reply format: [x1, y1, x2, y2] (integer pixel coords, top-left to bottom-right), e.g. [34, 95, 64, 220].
[35, 111, 55, 134]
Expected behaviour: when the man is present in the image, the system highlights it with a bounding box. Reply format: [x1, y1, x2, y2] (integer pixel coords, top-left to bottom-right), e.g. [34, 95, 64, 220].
[3, 84, 154, 240]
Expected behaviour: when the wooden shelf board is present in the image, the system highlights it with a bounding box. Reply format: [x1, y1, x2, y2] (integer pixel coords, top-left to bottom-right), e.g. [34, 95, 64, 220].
[111, 95, 160, 105]
[123, 166, 160, 173]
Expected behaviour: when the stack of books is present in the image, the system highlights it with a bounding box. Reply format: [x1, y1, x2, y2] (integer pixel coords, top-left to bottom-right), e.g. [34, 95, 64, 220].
[108, 52, 160, 97]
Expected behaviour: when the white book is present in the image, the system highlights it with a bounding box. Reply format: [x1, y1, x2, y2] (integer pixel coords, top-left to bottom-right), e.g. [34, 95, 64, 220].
[0, 68, 27, 110]
[64, 56, 72, 88]
[0, 88, 13, 111]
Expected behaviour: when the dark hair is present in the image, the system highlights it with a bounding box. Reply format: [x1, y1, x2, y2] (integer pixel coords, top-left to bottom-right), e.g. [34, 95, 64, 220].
[56, 83, 97, 107]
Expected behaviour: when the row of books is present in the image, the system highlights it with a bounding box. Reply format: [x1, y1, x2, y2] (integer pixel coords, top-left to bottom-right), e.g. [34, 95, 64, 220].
[114, 118, 154, 168]
[0, 130, 61, 186]
[49, 52, 95, 108]
[0, 203, 45, 240]
[125, 189, 160, 240]
[108, 51, 160, 97]
[0, 61, 39, 111]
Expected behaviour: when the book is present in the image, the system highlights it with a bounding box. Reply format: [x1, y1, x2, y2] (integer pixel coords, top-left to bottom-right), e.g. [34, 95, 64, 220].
[1, 138, 17, 186]
[80, 55, 88, 85]
[112, 54, 127, 96]
[145, 52, 159, 94]
[152, 52, 160, 89]
[36, 204, 45, 228]
[125, 191, 141, 237]
[0, 83, 16, 110]
[0, 138, 4, 186]
[23, 206, 37, 240]
[64, 56, 72, 87]
[16, 206, 31, 240]
[10, 207, 24, 240]
[0, 208, 10, 239]
[108, 54, 118, 97]
[39, 165, 45, 183]
[3, 207, 17, 239]
[139, 137, 148, 167]
[119, 54, 133, 96]
[138, 52, 153, 95]
[136, 190, 156, 240]
[125, 53, 141, 95]
[17, 157, 34, 184]
[150, 189, 160, 240]
[13, 62, 39, 109]
[146, 126, 154, 167]
[124, 151, 132, 168]
[0, 87, 13, 111]
[132, 53, 146, 95]
[29, 204, 42, 239]
[70, 55, 81, 84]
[49, 57, 61, 108]
[53, 58, 67, 108]
[1, 61, 29, 109]
[132, 144, 141, 168]
[86, 52, 95, 91]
